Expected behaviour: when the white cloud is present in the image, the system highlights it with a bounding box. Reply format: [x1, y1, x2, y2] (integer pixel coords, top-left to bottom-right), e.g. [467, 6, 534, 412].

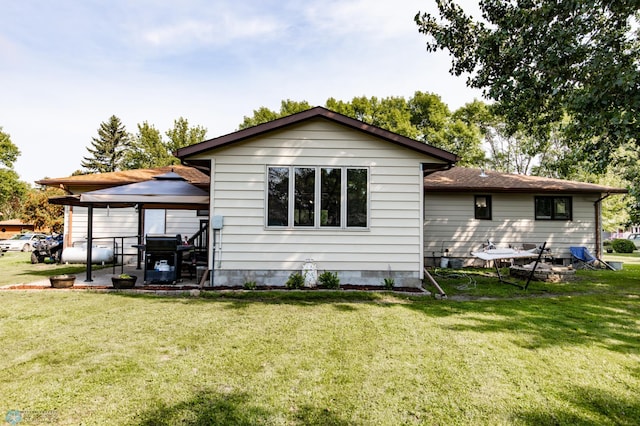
[140, 14, 281, 50]
[2, 0, 483, 185]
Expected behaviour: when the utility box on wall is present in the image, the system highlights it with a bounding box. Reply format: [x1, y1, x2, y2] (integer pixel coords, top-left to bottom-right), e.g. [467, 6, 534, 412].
[212, 215, 224, 230]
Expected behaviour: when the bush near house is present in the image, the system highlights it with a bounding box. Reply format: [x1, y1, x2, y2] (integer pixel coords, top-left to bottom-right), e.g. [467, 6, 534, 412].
[612, 238, 636, 253]
[317, 271, 340, 289]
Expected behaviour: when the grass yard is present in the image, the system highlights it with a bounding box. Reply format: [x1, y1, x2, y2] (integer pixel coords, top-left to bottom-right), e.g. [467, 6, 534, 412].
[0, 252, 97, 286]
[0, 264, 638, 425]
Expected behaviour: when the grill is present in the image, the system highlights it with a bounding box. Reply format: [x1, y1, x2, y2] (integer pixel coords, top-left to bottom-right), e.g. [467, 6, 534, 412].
[144, 234, 183, 284]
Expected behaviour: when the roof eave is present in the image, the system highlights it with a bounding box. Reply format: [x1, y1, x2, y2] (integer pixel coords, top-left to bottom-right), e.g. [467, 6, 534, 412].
[423, 187, 629, 194]
[177, 107, 459, 163]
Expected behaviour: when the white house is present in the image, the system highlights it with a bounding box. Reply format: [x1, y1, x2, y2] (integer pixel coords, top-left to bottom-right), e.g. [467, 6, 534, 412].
[423, 167, 627, 266]
[177, 107, 458, 287]
[41, 107, 627, 287]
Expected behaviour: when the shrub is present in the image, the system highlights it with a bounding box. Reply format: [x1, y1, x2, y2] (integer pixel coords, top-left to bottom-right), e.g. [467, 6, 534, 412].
[243, 281, 257, 290]
[318, 271, 340, 289]
[383, 277, 395, 290]
[286, 272, 305, 289]
[612, 238, 636, 253]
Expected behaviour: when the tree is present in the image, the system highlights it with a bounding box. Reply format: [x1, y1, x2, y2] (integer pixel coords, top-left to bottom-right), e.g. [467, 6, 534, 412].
[0, 168, 29, 219]
[409, 93, 485, 165]
[415, 0, 639, 170]
[124, 122, 173, 169]
[239, 95, 486, 165]
[21, 187, 65, 233]
[165, 117, 207, 154]
[123, 118, 207, 170]
[82, 115, 130, 173]
[239, 100, 312, 129]
[327, 96, 418, 139]
[0, 126, 20, 168]
[0, 127, 28, 219]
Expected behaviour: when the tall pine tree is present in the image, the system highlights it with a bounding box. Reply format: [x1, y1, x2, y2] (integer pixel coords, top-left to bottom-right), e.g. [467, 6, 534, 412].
[82, 115, 129, 173]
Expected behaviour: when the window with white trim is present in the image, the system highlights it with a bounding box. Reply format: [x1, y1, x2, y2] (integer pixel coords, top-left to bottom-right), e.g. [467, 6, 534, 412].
[535, 196, 572, 220]
[267, 166, 368, 229]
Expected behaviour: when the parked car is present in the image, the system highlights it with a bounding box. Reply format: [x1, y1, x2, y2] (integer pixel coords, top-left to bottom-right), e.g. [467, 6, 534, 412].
[627, 234, 640, 249]
[0, 233, 49, 252]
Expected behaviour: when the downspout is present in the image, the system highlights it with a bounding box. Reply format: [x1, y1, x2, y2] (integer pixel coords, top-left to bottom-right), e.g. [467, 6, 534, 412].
[594, 193, 611, 259]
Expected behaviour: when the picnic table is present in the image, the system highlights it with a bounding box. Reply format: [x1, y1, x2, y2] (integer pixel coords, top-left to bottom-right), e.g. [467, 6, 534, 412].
[471, 242, 549, 290]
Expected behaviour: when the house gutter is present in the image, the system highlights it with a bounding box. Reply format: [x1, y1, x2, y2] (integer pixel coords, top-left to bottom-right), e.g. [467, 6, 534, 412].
[594, 193, 611, 258]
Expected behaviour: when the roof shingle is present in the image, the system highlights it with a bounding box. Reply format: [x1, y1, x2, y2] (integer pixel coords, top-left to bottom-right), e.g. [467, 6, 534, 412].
[424, 167, 627, 194]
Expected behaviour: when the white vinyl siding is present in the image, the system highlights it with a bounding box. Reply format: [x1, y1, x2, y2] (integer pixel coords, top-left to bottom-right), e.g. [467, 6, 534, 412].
[196, 119, 437, 274]
[424, 193, 599, 260]
[67, 207, 201, 251]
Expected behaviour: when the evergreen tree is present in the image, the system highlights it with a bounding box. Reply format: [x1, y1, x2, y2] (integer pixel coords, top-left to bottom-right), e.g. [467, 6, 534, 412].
[82, 115, 129, 173]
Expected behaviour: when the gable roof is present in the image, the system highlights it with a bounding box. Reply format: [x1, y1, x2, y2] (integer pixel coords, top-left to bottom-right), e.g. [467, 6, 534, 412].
[424, 167, 628, 194]
[176, 106, 459, 164]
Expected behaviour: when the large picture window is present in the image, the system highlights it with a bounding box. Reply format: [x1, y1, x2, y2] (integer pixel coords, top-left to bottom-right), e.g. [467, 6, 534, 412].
[267, 166, 368, 229]
[535, 196, 572, 220]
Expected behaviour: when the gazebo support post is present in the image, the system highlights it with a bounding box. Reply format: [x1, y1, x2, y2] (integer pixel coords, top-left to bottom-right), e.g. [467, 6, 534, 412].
[136, 204, 143, 270]
[85, 204, 94, 282]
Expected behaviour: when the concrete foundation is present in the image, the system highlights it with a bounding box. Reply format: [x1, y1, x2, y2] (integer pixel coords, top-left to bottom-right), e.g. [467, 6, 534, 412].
[209, 269, 423, 288]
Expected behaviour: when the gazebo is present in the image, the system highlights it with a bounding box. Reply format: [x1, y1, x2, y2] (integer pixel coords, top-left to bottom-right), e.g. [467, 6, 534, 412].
[48, 171, 210, 282]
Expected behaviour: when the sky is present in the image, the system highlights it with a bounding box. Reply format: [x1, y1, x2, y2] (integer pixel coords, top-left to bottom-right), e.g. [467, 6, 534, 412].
[1, 0, 483, 185]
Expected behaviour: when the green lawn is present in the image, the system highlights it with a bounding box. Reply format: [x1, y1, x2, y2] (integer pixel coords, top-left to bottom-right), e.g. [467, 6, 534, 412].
[0, 266, 638, 425]
[0, 252, 97, 286]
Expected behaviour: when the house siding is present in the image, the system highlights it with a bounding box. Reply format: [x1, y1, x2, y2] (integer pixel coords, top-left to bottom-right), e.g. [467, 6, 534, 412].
[196, 120, 438, 287]
[424, 192, 599, 265]
[66, 206, 202, 262]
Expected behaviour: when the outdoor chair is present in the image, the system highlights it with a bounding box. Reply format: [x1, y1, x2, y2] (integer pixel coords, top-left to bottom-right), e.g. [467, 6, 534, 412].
[569, 246, 598, 269]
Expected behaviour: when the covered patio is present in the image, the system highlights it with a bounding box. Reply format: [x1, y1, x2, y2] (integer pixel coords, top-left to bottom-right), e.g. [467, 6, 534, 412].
[46, 170, 211, 285]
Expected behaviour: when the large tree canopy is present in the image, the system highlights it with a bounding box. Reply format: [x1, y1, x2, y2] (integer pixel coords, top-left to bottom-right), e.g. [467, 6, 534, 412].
[0, 127, 28, 219]
[415, 0, 640, 170]
[123, 122, 170, 170]
[21, 186, 65, 233]
[239, 100, 313, 129]
[239, 94, 487, 166]
[123, 118, 207, 170]
[165, 117, 207, 154]
[0, 126, 20, 169]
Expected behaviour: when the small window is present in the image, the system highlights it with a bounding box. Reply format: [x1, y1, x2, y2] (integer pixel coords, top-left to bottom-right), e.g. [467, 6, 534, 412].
[535, 196, 572, 220]
[474, 195, 492, 220]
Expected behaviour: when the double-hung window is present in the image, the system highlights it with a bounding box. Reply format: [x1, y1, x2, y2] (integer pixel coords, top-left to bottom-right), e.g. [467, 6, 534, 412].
[474, 195, 492, 220]
[267, 166, 368, 229]
[534, 196, 572, 220]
